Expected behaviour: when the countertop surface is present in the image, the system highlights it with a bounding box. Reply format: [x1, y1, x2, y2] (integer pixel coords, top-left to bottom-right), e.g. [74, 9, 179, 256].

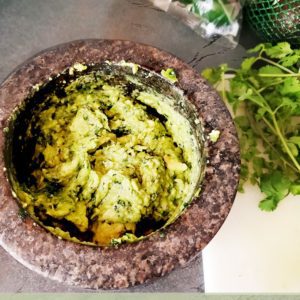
[203, 186, 300, 293]
[0, 0, 265, 293]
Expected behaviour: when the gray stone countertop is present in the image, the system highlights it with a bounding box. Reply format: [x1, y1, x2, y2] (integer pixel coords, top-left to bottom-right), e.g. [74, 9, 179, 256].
[0, 0, 259, 292]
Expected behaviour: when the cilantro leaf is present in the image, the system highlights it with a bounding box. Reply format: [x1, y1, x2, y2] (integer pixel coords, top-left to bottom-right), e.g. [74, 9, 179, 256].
[289, 136, 300, 146]
[241, 57, 257, 71]
[202, 64, 227, 85]
[230, 76, 248, 97]
[280, 78, 300, 95]
[259, 196, 279, 211]
[264, 42, 293, 59]
[287, 142, 299, 157]
[248, 43, 268, 54]
[258, 65, 284, 75]
[290, 184, 300, 195]
[280, 54, 300, 67]
[259, 171, 291, 211]
[202, 67, 221, 85]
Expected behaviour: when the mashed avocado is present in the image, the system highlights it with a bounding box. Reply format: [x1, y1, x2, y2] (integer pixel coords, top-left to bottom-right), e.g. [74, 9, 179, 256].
[11, 63, 203, 246]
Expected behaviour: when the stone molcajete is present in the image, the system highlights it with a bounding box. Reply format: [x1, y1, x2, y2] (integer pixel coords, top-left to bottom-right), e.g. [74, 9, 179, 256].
[0, 40, 240, 289]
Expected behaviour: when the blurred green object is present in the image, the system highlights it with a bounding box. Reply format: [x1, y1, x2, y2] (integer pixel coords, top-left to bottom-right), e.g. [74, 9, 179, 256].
[245, 0, 300, 45]
[150, 0, 243, 48]
[177, 0, 241, 27]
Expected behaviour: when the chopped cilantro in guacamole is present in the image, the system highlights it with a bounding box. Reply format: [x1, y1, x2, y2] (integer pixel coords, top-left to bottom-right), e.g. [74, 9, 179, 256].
[161, 68, 178, 83]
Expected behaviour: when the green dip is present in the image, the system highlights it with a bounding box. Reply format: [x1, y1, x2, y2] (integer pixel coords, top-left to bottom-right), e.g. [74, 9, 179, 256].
[10, 62, 203, 246]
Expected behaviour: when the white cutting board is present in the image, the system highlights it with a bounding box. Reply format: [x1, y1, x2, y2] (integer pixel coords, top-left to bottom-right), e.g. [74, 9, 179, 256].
[202, 184, 300, 292]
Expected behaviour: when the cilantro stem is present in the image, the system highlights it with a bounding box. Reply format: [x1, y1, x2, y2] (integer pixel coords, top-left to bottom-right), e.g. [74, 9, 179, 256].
[259, 57, 295, 74]
[260, 132, 298, 173]
[245, 82, 273, 115]
[259, 73, 300, 78]
[271, 113, 300, 172]
[258, 80, 285, 93]
[262, 117, 277, 135]
[273, 104, 284, 115]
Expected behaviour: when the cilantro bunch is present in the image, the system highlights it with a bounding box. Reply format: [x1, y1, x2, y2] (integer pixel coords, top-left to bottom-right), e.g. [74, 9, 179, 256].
[202, 42, 300, 211]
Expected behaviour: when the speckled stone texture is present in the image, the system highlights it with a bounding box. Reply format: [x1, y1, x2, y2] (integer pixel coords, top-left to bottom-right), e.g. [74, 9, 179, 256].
[0, 40, 240, 289]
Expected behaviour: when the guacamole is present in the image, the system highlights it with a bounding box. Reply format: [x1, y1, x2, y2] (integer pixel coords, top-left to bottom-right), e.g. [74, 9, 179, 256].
[11, 63, 202, 246]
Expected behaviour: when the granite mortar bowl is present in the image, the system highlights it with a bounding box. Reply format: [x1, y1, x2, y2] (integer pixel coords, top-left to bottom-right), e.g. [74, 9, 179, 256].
[0, 39, 240, 289]
[5, 60, 206, 246]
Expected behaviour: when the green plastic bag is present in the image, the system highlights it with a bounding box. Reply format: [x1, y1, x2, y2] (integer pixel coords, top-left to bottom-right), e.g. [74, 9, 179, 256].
[150, 0, 244, 48]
